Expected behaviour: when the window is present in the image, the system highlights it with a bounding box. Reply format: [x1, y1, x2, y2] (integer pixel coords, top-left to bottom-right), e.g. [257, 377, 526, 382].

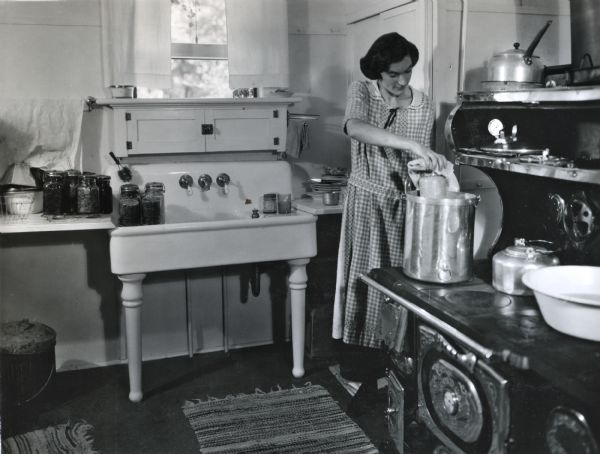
[138, 0, 231, 98]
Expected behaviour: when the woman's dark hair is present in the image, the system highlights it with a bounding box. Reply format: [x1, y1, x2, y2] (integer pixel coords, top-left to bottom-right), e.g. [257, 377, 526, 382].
[359, 32, 419, 80]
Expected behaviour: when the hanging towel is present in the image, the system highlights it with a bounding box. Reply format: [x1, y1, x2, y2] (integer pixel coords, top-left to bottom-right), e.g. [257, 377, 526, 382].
[285, 119, 310, 158]
[407, 159, 460, 192]
[100, 0, 171, 88]
[0, 98, 84, 182]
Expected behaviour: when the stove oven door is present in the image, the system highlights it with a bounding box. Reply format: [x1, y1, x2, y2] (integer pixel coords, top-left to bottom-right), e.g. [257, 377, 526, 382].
[417, 325, 510, 454]
[386, 369, 405, 453]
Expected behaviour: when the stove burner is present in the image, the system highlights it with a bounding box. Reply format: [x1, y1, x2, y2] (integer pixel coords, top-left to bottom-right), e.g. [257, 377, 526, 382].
[444, 290, 512, 311]
[519, 155, 571, 167]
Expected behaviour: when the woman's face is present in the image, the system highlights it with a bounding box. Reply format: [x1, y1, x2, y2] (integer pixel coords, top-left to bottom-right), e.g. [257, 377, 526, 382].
[379, 55, 413, 97]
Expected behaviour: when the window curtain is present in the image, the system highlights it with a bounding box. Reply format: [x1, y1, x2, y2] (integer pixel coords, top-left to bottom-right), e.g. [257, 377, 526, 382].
[225, 0, 289, 90]
[100, 0, 172, 88]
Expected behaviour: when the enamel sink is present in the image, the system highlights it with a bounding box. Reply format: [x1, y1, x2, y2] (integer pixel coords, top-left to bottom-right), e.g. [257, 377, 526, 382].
[105, 161, 317, 402]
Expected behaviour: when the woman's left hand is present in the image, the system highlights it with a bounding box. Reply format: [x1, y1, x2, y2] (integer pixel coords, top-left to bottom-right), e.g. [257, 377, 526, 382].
[411, 143, 449, 171]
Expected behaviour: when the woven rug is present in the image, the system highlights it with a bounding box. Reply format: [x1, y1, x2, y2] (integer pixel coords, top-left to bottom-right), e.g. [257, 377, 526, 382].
[183, 384, 379, 453]
[1, 421, 97, 454]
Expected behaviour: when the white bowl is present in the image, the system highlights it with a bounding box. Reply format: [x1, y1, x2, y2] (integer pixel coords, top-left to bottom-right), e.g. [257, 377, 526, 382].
[522, 266, 600, 341]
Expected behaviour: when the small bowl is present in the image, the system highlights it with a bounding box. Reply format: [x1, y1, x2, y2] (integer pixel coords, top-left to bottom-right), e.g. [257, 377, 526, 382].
[522, 266, 600, 341]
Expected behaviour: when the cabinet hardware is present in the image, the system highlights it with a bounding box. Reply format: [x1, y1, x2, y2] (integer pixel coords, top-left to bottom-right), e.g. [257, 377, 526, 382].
[126, 141, 132, 150]
[273, 110, 279, 118]
[274, 137, 280, 146]
[125, 112, 131, 121]
[201, 124, 214, 135]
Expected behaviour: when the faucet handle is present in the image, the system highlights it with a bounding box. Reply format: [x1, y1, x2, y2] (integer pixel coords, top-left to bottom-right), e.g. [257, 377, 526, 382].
[216, 173, 231, 187]
[179, 174, 193, 189]
[198, 174, 212, 191]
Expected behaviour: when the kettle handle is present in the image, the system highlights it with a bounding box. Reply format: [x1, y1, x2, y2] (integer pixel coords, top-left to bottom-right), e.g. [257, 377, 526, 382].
[523, 20, 552, 63]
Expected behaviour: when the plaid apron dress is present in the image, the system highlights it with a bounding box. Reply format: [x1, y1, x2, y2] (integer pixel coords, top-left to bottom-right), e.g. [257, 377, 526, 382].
[332, 80, 435, 348]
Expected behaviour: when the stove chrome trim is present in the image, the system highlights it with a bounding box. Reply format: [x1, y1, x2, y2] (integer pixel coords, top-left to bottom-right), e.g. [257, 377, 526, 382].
[360, 274, 498, 362]
[456, 153, 600, 184]
[459, 86, 600, 103]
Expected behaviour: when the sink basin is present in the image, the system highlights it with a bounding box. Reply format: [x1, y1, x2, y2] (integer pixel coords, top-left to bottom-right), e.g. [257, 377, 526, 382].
[105, 160, 317, 401]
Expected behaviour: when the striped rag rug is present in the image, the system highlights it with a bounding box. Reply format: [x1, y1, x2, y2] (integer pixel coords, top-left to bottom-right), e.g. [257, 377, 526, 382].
[182, 384, 379, 453]
[1, 421, 97, 454]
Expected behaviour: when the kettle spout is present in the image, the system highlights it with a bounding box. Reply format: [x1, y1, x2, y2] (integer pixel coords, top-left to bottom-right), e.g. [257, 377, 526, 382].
[523, 20, 552, 63]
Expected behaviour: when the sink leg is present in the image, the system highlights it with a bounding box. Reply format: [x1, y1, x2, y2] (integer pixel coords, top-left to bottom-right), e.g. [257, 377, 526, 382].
[119, 273, 146, 402]
[287, 258, 310, 378]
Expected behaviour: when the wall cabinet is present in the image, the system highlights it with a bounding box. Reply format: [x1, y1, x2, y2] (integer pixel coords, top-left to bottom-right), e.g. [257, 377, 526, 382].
[96, 98, 301, 157]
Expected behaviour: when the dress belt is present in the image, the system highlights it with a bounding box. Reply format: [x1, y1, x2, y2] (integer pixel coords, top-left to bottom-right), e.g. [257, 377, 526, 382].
[348, 175, 405, 198]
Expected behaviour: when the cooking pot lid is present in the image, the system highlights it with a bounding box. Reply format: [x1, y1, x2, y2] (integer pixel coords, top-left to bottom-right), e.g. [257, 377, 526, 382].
[479, 142, 549, 156]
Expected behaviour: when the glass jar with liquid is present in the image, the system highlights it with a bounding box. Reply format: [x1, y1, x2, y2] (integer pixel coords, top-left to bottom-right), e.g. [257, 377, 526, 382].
[43, 170, 65, 216]
[77, 174, 99, 215]
[118, 184, 141, 226]
[63, 169, 81, 215]
[96, 175, 113, 215]
[142, 182, 165, 225]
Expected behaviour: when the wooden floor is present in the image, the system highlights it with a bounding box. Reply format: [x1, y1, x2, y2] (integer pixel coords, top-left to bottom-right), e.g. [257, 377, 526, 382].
[2, 343, 397, 453]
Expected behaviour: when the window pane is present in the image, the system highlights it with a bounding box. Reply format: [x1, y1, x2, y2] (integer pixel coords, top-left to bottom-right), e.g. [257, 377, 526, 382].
[138, 60, 232, 99]
[172, 0, 227, 45]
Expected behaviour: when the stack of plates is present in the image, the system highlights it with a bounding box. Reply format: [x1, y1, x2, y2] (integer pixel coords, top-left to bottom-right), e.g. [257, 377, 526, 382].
[308, 177, 347, 193]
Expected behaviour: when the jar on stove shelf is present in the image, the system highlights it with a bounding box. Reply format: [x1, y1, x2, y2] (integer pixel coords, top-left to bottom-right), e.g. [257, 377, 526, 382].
[63, 169, 81, 215]
[142, 182, 165, 225]
[118, 184, 141, 226]
[76, 174, 99, 215]
[96, 175, 113, 215]
[43, 170, 65, 216]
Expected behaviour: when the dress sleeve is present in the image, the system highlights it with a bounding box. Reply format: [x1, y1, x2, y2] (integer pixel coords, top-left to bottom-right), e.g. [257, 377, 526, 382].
[343, 81, 370, 135]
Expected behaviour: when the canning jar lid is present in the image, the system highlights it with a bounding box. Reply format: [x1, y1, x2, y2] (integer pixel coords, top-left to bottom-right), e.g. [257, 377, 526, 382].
[65, 169, 82, 176]
[120, 183, 140, 195]
[44, 170, 65, 179]
[96, 175, 111, 182]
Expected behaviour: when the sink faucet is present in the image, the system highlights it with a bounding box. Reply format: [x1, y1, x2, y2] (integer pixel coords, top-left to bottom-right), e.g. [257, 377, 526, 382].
[198, 174, 212, 191]
[179, 174, 194, 194]
[216, 173, 231, 194]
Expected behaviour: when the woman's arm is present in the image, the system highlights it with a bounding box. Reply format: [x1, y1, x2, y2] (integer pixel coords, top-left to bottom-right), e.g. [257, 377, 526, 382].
[346, 118, 447, 171]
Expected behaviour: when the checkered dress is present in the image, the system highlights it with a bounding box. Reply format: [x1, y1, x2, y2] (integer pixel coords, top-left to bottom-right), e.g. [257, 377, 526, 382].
[336, 80, 434, 348]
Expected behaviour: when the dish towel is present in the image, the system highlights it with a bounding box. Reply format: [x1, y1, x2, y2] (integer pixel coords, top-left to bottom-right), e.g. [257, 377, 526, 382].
[407, 159, 460, 192]
[0, 98, 84, 182]
[286, 119, 310, 158]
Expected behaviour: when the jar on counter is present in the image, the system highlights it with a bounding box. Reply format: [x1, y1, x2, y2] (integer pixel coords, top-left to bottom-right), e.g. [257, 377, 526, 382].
[63, 169, 81, 215]
[76, 174, 99, 215]
[96, 175, 113, 215]
[119, 184, 141, 226]
[142, 182, 165, 225]
[262, 193, 277, 214]
[43, 170, 65, 216]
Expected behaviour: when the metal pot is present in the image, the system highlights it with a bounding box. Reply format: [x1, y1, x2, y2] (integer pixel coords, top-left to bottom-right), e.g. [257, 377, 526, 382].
[487, 20, 552, 84]
[403, 191, 479, 283]
[492, 238, 560, 295]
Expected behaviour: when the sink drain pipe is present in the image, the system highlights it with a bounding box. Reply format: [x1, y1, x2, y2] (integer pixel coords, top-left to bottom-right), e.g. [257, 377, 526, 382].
[250, 263, 261, 297]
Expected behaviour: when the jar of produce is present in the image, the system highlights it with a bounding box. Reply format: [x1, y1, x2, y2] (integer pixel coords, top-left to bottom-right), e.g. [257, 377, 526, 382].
[96, 175, 113, 215]
[63, 169, 81, 215]
[119, 184, 141, 226]
[262, 193, 277, 214]
[142, 182, 165, 225]
[43, 170, 65, 216]
[76, 174, 99, 215]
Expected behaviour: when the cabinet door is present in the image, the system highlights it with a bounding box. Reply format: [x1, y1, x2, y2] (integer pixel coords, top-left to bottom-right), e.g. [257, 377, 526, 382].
[126, 109, 206, 155]
[204, 107, 286, 152]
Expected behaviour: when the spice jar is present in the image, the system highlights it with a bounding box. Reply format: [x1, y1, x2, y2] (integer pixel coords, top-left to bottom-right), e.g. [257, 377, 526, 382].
[43, 170, 65, 216]
[63, 169, 81, 215]
[76, 174, 99, 215]
[96, 175, 113, 215]
[119, 184, 141, 226]
[142, 182, 165, 225]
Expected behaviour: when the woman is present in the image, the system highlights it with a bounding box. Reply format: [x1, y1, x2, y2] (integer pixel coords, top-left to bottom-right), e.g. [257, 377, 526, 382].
[332, 32, 449, 398]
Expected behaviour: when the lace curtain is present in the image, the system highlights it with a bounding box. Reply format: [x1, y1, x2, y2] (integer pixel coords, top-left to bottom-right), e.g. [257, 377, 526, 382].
[100, 0, 172, 88]
[225, 0, 289, 91]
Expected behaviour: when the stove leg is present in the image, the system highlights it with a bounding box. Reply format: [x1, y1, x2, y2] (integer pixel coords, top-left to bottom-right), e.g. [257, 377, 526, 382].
[119, 273, 146, 402]
[288, 258, 310, 378]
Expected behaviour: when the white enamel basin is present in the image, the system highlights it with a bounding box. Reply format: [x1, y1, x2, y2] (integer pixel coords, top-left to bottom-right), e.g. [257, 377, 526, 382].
[106, 161, 317, 274]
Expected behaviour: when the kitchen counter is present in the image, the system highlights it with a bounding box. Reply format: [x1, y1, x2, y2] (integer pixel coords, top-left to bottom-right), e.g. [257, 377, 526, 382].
[363, 262, 600, 405]
[294, 195, 343, 215]
[0, 213, 115, 233]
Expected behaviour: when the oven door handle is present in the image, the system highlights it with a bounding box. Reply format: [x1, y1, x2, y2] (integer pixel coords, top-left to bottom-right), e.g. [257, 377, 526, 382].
[361, 274, 501, 363]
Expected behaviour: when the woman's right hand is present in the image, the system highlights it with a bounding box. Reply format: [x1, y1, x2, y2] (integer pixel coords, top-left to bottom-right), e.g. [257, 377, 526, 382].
[411, 143, 448, 171]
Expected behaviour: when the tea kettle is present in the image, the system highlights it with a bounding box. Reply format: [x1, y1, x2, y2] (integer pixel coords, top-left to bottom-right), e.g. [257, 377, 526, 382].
[487, 20, 552, 84]
[492, 238, 560, 295]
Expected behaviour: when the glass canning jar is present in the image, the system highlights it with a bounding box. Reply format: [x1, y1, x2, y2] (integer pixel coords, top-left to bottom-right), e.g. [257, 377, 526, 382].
[119, 184, 141, 226]
[96, 175, 113, 215]
[76, 174, 99, 215]
[142, 182, 165, 225]
[43, 170, 65, 216]
[63, 169, 81, 215]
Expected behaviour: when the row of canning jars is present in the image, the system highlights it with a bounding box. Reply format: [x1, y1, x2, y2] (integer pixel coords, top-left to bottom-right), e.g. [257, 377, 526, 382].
[43, 170, 112, 216]
[118, 182, 165, 226]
